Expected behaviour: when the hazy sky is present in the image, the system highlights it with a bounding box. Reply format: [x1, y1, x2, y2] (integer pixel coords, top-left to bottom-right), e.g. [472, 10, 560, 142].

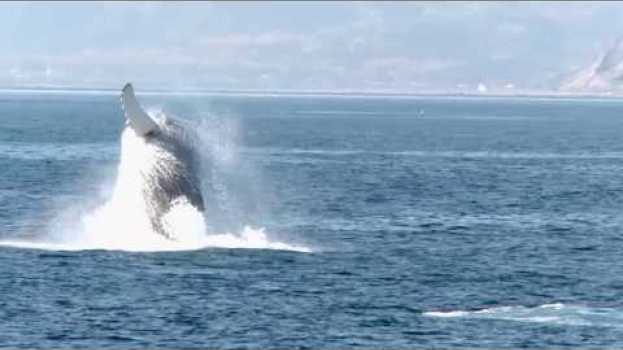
[2, 1, 623, 92]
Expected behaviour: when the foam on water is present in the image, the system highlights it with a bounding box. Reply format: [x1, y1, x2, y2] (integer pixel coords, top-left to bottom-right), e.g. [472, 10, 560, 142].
[0, 226, 310, 253]
[424, 303, 623, 328]
[1, 110, 310, 253]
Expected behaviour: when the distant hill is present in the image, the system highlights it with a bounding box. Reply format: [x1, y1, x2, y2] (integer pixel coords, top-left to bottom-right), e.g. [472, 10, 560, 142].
[560, 39, 623, 93]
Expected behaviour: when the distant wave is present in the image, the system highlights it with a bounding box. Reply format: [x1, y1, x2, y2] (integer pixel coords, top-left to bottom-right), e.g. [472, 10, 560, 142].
[295, 109, 392, 116]
[387, 150, 623, 160]
[0, 142, 117, 161]
[8, 143, 623, 162]
[293, 110, 535, 120]
[250, 148, 623, 160]
[301, 211, 620, 236]
[424, 303, 623, 328]
[0, 88, 119, 95]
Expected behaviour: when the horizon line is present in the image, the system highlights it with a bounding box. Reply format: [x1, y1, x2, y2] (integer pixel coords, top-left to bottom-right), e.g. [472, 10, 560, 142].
[0, 84, 622, 100]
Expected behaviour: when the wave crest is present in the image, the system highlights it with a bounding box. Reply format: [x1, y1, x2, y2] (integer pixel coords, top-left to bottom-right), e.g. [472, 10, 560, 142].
[425, 303, 623, 328]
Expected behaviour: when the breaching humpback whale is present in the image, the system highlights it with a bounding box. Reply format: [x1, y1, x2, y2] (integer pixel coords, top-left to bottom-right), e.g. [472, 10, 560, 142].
[119, 83, 204, 239]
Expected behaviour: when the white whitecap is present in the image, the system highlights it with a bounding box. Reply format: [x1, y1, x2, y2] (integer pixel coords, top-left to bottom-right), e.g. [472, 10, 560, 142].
[424, 303, 623, 328]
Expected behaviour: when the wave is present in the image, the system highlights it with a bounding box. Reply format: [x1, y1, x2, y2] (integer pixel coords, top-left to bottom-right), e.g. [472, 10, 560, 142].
[6, 143, 623, 162]
[293, 110, 536, 120]
[424, 303, 623, 328]
[250, 148, 623, 160]
[0, 142, 117, 161]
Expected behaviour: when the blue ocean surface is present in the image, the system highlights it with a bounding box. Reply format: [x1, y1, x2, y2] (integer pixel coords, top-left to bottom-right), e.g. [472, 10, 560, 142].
[2, 91, 623, 348]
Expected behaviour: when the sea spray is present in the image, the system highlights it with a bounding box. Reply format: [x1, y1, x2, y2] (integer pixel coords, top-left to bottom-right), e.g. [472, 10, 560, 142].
[2, 109, 309, 253]
[195, 114, 273, 234]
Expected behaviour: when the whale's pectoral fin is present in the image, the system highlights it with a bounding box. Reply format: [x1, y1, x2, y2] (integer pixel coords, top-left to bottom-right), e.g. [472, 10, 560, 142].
[120, 83, 159, 137]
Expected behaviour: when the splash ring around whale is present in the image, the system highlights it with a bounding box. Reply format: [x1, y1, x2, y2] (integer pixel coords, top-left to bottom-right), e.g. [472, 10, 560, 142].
[0, 84, 311, 253]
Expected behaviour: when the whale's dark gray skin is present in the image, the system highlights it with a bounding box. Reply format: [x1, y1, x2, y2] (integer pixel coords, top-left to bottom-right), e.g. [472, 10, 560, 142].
[120, 83, 204, 239]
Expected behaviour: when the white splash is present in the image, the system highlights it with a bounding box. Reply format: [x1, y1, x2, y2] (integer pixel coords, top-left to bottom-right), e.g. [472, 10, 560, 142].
[1, 112, 310, 253]
[424, 303, 623, 328]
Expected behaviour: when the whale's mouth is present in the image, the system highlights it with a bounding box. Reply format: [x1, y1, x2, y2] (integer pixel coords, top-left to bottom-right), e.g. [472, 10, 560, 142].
[0, 85, 311, 253]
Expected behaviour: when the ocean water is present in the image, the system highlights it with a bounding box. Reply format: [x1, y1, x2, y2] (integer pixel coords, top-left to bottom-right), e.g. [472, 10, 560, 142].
[2, 92, 623, 348]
